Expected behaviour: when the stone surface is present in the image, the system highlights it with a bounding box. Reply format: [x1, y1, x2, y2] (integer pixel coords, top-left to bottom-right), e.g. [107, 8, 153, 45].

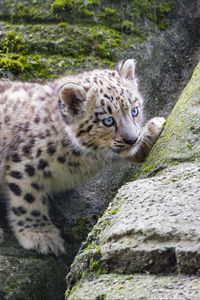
[131, 0, 200, 118]
[100, 163, 200, 275]
[67, 274, 200, 300]
[0, 250, 68, 300]
[66, 61, 200, 298]
[138, 58, 200, 175]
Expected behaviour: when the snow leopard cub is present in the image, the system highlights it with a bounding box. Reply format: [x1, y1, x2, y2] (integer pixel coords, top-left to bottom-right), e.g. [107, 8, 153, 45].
[0, 59, 165, 255]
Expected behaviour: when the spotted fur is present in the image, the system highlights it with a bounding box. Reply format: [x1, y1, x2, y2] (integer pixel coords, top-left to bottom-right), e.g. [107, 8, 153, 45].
[0, 59, 165, 255]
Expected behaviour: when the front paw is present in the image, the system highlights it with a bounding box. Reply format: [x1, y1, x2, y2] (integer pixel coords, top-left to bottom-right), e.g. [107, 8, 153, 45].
[14, 224, 65, 255]
[147, 117, 166, 137]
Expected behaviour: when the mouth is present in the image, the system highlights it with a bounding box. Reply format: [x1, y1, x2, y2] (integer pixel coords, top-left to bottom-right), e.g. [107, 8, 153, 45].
[112, 145, 133, 154]
[112, 138, 141, 155]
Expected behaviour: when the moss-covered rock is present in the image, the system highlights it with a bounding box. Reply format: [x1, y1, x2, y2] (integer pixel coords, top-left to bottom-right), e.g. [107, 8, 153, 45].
[139, 61, 200, 177]
[0, 0, 174, 80]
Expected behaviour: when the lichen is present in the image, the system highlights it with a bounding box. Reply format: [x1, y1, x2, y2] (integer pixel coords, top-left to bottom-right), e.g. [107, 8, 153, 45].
[110, 208, 119, 215]
[51, 0, 76, 12]
[142, 165, 154, 173]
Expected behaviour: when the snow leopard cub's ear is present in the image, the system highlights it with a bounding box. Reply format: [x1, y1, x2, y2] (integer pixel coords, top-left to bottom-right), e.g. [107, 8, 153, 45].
[59, 83, 87, 118]
[116, 58, 137, 81]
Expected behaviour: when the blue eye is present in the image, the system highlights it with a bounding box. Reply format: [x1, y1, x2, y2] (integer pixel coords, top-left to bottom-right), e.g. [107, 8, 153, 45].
[102, 117, 115, 127]
[131, 107, 139, 118]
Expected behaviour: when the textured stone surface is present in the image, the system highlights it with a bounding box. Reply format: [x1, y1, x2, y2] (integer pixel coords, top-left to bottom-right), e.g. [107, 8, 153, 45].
[68, 274, 200, 300]
[0, 251, 68, 300]
[100, 163, 200, 274]
[131, 0, 200, 118]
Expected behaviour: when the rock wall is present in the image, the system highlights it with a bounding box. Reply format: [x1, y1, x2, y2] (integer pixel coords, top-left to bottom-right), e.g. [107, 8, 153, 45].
[0, 0, 174, 80]
[65, 60, 200, 300]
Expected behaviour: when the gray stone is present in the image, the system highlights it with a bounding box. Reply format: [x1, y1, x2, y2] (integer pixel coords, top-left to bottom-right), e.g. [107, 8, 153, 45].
[0, 247, 69, 300]
[67, 274, 200, 300]
[132, 0, 200, 119]
[100, 163, 200, 274]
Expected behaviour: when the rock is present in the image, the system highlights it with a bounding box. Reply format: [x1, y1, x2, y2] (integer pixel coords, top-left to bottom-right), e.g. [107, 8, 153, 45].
[100, 163, 200, 275]
[131, 0, 200, 118]
[66, 274, 200, 300]
[66, 61, 200, 298]
[0, 247, 68, 300]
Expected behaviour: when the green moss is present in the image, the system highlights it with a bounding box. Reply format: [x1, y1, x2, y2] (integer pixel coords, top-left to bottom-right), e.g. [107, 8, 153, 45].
[134, 61, 200, 178]
[82, 243, 106, 276]
[104, 7, 116, 16]
[16, 1, 30, 18]
[89, 257, 106, 276]
[87, 0, 100, 5]
[98, 6, 117, 23]
[81, 270, 87, 280]
[89, 257, 101, 273]
[81, 8, 95, 17]
[121, 20, 138, 34]
[65, 281, 82, 300]
[0, 0, 174, 80]
[51, 0, 76, 12]
[0, 53, 28, 74]
[102, 219, 111, 226]
[2, 31, 27, 54]
[65, 288, 71, 298]
[126, 275, 134, 280]
[0, 22, 123, 80]
[65, 243, 106, 298]
[142, 165, 154, 173]
[110, 208, 119, 215]
[83, 243, 101, 253]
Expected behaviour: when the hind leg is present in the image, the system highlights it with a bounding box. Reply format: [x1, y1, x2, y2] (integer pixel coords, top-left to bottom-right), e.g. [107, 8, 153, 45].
[6, 175, 65, 255]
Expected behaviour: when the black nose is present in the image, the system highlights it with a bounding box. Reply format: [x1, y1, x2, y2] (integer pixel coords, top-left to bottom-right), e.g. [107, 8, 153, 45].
[123, 137, 138, 145]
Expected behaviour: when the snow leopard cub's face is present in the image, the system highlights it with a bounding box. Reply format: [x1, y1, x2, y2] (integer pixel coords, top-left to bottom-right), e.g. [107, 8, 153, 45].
[59, 59, 144, 157]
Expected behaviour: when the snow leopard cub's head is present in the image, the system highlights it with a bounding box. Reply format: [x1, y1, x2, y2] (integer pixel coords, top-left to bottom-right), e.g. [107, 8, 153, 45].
[59, 59, 144, 157]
